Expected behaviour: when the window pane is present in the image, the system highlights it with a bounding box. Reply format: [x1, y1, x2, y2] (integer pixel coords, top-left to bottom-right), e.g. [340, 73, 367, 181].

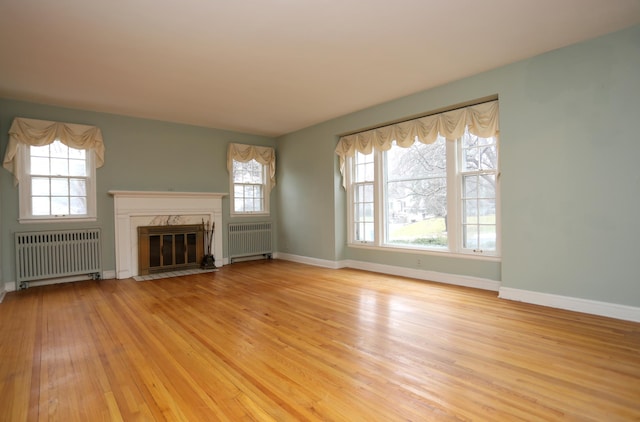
[464, 199, 478, 223]
[355, 202, 364, 221]
[70, 197, 87, 215]
[51, 158, 68, 176]
[463, 148, 480, 172]
[355, 222, 374, 242]
[51, 197, 69, 215]
[479, 225, 497, 249]
[30, 144, 50, 157]
[478, 175, 495, 198]
[51, 178, 68, 195]
[234, 198, 244, 212]
[69, 179, 86, 196]
[464, 175, 478, 198]
[50, 142, 68, 158]
[32, 197, 50, 215]
[479, 199, 496, 223]
[363, 203, 374, 221]
[68, 148, 85, 159]
[479, 144, 498, 170]
[463, 225, 479, 249]
[32, 177, 50, 195]
[69, 159, 87, 176]
[30, 157, 50, 175]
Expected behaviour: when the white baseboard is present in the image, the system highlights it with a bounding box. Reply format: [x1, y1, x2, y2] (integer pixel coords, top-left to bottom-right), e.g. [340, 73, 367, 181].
[275, 253, 345, 269]
[277, 254, 640, 322]
[342, 259, 500, 291]
[499, 287, 640, 323]
[277, 254, 500, 291]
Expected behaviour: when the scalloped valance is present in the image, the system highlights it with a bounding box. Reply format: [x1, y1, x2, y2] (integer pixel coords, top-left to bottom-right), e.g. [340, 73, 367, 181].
[335, 100, 499, 187]
[3, 117, 105, 185]
[227, 143, 276, 187]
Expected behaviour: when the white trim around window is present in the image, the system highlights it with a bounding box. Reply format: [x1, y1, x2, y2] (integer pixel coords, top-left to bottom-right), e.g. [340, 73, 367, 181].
[17, 141, 97, 223]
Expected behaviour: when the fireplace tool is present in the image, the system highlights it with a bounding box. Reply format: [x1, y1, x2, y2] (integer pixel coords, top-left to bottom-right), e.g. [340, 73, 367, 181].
[201, 220, 216, 269]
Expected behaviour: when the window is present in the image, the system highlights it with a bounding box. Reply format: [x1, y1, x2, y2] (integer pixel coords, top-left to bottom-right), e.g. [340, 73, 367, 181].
[3, 117, 105, 223]
[460, 132, 498, 251]
[227, 143, 276, 216]
[385, 137, 448, 248]
[346, 130, 499, 256]
[232, 158, 268, 214]
[19, 140, 97, 221]
[337, 100, 500, 258]
[353, 151, 375, 242]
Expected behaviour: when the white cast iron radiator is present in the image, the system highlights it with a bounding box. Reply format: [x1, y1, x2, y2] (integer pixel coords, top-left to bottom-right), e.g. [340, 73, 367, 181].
[228, 222, 273, 263]
[15, 228, 102, 289]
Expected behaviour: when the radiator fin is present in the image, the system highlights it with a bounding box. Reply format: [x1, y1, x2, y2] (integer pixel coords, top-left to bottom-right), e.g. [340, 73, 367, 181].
[15, 229, 102, 288]
[228, 222, 272, 263]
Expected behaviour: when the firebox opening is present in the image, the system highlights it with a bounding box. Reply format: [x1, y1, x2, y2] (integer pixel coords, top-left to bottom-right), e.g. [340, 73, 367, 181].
[138, 224, 204, 276]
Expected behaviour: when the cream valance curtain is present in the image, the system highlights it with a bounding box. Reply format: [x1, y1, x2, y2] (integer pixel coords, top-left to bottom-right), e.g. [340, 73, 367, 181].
[227, 143, 276, 187]
[3, 117, 105, 186]
[335, 100, 499, 187]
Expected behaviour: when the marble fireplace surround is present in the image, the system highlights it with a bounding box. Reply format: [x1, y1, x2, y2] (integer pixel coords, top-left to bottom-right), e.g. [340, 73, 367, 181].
[109, 191, 226, 279]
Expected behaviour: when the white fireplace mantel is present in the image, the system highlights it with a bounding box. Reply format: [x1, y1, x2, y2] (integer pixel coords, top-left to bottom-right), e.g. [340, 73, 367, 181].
[109, 190, 226, 279]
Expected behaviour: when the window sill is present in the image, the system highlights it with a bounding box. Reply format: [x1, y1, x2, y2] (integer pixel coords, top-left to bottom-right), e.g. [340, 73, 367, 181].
[347, 242, 501, 262]
[19, 217, 97, 224]
[230, 212, 270, 218]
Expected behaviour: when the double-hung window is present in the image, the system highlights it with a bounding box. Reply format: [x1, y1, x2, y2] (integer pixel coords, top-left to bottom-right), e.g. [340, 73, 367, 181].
[352, 151, 375, 242]
[3, 117, 105, 223]
[22, 140, 96, 220]
[337, 100, 500, 258]
[232, 158, 268, 214]
[227, 143, 276, 216]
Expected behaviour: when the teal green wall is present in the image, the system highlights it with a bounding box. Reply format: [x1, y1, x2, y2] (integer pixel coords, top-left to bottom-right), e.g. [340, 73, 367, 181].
[276, 25, 640, 306]
[0, 100, 276, 283]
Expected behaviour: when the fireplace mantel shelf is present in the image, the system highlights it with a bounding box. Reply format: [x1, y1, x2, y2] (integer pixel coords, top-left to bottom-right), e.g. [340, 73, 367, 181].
[109, 190, 227, 200]
[109, 190, 226, 279]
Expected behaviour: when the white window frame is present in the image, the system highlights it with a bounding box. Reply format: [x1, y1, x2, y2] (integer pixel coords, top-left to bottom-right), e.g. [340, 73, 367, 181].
[345, 134, 500, 259]
[17, 141, 97, 223]
[230, 158, 270, 217]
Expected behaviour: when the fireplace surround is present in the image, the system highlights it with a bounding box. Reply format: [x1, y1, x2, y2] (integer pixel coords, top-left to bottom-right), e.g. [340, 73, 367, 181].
[109, 191, 226, 279]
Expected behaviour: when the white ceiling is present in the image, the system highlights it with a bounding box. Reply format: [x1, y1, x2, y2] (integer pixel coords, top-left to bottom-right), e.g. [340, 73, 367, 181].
[1, 1, 639, 137]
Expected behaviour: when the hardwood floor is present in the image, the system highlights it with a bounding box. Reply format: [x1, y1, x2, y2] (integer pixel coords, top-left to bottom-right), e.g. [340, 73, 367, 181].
[1, 260, 639, 421]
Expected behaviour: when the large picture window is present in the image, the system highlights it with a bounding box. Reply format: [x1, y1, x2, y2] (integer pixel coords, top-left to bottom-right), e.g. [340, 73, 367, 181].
[337, 100, 500, 258]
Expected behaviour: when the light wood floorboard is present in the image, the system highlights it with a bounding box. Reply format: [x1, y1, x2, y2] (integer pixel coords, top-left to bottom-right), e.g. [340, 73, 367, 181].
[1, 260, 639, 421]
